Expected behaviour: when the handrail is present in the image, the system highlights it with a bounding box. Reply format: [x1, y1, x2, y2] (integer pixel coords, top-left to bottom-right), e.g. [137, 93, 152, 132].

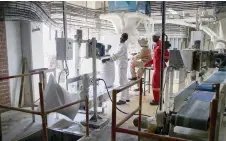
[115, 79, 141, 93]
[0, 70, 90, 141]
[0, 71, 42, 80]
[116, 107, 140, 128]
[112, 79, 143, 141]
[46, 99, 85, 114]
[209, 83, 220, 141]
[111, 78, 188, 141]
[0, 105, 41, 115]
[116, 128, 187, 141]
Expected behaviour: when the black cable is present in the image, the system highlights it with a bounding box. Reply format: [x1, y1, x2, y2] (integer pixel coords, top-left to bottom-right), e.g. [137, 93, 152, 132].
[97, 78, 151, 117]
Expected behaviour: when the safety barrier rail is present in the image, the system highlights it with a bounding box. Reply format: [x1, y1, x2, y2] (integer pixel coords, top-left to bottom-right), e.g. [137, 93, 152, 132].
[112, 78, 186, 141]
[209, 84, 220, 141]
[0, 69, 89, 141]
[112, 79, 220, 141]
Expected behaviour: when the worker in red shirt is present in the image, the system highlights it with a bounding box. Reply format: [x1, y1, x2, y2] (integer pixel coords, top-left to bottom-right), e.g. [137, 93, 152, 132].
[144, 32, 169, 105]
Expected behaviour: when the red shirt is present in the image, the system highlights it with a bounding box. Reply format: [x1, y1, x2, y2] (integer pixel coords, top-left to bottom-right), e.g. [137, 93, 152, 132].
[144, 40, 169, 70]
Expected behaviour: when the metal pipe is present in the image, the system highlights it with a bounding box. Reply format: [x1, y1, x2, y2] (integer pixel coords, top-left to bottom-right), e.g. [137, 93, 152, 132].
[0, 72, 41, 81]
[138, 79, 143, 141]
[45, 100, 85, 114]
[85, 96, 89, 137]
[209, 84, 220, 141]
[91, 38, 98, 119]
[209, 99, 218, 141]
[159, 1, 166, 111]
[115, 79, 141, 93]
[112, 90, 117, 140]
[66, 75, 82, 84]
[0, 104, 41, 115]
[116, 107, 140, 128]
[29, 75, 35, 122]
[116, 128, 187, 141]
[0, 114, 2, 141]
[38, 83, 48, 141]
[63, 1, 67, 39]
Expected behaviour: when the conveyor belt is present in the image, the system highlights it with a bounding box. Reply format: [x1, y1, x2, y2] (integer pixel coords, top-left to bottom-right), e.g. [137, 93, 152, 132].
[198, 71, 226, 92]
[171, 91, 215, 131]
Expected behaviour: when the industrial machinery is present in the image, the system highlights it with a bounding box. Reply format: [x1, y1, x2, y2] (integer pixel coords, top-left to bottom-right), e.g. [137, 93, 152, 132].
[56, 28, 115, 129]
[154, 49, 226, 141]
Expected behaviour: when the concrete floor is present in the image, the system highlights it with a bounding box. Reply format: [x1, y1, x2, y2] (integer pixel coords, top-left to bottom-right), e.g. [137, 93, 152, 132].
[1, 89, 157, 141]
[1, 89, 226, 141]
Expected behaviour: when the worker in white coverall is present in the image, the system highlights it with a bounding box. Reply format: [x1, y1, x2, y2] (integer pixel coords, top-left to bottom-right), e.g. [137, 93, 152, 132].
[108, 33, 129, 105]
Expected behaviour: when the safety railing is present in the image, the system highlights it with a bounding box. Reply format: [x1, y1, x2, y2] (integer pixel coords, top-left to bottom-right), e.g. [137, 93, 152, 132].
[111, 78, 188, 141]
[0, 69, 89, 141]
[209, 84, 220, 141]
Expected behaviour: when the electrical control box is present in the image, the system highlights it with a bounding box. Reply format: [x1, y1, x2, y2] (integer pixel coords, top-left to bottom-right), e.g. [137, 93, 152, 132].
[56, 38, 73, 60]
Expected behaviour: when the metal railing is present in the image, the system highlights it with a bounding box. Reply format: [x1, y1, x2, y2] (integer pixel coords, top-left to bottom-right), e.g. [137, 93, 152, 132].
[111, 78, 220, 141]
[111, 78, 187, 141]
[0, 69, 89, 141]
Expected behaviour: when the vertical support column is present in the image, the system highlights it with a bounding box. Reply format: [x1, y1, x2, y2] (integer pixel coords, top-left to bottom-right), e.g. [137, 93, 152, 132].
[159, 1, 166, 111]
[0, 113, 2, 141]
[29, 75, 35, 122]
[92, 38, 98, 119]
[112, 90, 117, 141]
[138, 79, 143, 141]
[143, 69, 146, 96]
[85, 95, 89, 137]
[148, 69, 151, 93]
[38, 83, 48, 141]
[209, 84, 219, 141]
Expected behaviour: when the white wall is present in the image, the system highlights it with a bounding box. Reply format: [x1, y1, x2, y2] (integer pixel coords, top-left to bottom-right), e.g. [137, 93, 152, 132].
[20, 21, 34, 106]
[5, 21, 22, 106]
[31, 23, 44, 101]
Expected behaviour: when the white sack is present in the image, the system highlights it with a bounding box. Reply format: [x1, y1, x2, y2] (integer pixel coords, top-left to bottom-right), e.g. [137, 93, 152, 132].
[37, 74, 80, 120]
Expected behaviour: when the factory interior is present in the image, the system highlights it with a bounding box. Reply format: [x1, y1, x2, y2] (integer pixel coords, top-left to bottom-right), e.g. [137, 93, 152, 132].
[1, 1, 226, 141]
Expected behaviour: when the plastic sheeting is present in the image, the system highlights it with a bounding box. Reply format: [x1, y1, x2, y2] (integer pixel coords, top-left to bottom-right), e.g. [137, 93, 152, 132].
[37, 74, 80, 120]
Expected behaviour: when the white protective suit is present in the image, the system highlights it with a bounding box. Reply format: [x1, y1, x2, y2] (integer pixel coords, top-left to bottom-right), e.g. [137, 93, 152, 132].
[112, 42, 129, 101]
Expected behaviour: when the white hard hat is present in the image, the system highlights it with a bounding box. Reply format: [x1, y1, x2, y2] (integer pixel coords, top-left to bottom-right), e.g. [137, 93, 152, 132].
[153, 31, 161, 37]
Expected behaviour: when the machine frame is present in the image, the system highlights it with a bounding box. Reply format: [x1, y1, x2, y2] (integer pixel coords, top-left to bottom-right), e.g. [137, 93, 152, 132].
[169, 83, 225, 141]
